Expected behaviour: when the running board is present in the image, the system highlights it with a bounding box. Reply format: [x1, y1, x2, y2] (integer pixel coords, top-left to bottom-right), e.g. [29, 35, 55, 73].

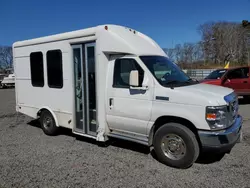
[72, 131, 97, 140]
[108, 132, 149, 146]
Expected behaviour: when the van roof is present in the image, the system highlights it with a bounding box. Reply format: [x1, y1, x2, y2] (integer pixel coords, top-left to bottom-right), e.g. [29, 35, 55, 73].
[13, 24, 136, 48]
[13, 25, 102, 48]
[13, 24, 166, 57]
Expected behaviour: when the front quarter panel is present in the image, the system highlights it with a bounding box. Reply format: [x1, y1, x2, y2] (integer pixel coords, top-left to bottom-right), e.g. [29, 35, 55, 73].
[147, 85, 212, 136]
[149, 100, 209, 133]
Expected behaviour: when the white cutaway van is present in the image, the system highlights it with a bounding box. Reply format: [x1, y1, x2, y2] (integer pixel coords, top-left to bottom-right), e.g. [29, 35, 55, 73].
[13, 24, 243, 168]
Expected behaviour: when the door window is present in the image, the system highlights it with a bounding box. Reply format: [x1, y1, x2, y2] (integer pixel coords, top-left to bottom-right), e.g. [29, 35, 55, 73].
[113, 59, 144, 88]
[227, 68, 249, 79]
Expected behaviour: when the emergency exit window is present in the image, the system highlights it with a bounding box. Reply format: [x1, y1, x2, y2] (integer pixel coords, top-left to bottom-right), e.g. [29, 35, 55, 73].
[30, 52, 44, 87]
[46, 50, 63, 88]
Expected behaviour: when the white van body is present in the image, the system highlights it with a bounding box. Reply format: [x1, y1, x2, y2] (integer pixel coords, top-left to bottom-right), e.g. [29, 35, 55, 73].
[13, 24, 242, 168]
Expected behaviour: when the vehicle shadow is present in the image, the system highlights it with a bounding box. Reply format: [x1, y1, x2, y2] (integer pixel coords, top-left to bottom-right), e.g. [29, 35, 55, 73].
[238, 98, 250, 105]
[27, 119, 98, 145]
[195, 152, 225, 164]
[27, 119, 150, 153]
[27, 119, 225, 165]
[150, 149, 225, 166]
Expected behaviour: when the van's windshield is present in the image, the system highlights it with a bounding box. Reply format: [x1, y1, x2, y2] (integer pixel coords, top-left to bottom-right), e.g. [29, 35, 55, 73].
[139, 55, 198, 87]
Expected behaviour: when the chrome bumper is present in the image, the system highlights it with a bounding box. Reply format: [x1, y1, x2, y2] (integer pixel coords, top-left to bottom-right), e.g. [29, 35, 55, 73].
[198, 115, 243, 152]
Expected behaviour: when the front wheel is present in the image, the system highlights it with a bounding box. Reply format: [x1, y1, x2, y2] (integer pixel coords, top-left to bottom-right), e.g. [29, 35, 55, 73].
[153, 123, 200, 169]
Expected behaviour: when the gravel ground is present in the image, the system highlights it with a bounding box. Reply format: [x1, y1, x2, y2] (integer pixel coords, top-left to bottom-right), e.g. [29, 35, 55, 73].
[0, 89, 250, 188]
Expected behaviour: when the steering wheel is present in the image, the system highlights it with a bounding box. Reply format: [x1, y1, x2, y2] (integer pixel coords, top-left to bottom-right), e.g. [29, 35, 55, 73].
[161, 72, 171, 81]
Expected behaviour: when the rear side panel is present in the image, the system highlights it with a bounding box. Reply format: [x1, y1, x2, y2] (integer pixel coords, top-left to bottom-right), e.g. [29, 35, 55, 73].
[13, 40, 73, 129]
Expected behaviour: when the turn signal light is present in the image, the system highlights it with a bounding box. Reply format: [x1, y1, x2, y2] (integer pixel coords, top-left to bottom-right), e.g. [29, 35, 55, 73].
[206, 113, 216, 121]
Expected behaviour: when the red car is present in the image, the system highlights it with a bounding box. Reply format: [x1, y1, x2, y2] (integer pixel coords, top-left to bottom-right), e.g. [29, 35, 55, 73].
[201, 66, 250, 99]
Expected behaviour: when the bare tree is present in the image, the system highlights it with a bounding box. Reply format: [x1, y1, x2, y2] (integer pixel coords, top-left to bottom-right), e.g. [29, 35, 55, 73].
[163, 42, 204, 66]
[0, 46, 13, 68]
[174, 44, 183, 64]
[183, 43, 196, 63]
[163, 48, 175, 62]
[199, 21, 248, 65]
[193, 42, 204, 62]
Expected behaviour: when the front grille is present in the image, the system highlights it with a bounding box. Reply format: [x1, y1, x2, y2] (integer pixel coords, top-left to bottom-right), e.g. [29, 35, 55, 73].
[228, 96, 238, 124]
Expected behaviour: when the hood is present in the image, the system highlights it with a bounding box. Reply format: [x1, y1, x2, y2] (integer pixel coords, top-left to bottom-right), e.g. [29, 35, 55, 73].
[156, 83, 234, 106]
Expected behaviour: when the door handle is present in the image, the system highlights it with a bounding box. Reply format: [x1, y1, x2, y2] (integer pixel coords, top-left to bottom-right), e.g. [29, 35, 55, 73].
[243, 81, 248, 83]
[109, 98, 114, 108]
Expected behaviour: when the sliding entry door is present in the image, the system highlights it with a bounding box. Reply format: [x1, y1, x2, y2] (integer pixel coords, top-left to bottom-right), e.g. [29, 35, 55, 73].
[72, 42, 97, 136]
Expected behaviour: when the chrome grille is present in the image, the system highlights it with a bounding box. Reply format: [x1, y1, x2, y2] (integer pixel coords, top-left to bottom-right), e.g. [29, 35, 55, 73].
[228, 96, 238, 123]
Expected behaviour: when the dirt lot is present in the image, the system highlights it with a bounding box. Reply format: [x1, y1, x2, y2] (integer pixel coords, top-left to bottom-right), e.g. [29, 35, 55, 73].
[0, 89, 250, 188]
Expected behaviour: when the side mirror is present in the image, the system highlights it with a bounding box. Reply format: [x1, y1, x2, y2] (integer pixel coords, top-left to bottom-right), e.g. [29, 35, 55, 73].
[129, 70, 139, 87]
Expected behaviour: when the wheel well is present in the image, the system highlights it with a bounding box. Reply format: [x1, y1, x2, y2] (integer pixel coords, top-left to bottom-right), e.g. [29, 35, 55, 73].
[149, 116, 201, 147]
[36, 108, 59, 127]
[37, 108, 46, 118]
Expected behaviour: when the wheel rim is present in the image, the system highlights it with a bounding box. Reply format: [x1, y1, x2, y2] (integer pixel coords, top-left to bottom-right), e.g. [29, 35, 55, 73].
[43, 116, 53, 129]
[161, 134, 186, 160]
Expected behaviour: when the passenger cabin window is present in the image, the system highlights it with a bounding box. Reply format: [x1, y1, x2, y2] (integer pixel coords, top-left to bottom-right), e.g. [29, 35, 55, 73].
[30, 52, 44, 87]
[113, 59, 144, 88]
[46, 50, 63, 88]
[227, 67, 249, 79]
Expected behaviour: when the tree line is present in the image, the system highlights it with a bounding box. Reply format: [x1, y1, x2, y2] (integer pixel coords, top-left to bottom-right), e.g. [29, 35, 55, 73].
[164, 20, 250, 69]
[0, 46, 13, 69]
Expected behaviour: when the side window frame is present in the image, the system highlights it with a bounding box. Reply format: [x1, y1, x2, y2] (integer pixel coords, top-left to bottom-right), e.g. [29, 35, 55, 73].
[46, 49, 63, 89]
[30, 51, 44, 87]
[112, 58, 144, 89]
[227, 67, 249, 80]
[242, 67, 250, 78]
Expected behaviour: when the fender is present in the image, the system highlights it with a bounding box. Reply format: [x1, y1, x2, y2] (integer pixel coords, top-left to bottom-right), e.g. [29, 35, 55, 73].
[37, 106, 59, 127]
[147, 115, 199, 146]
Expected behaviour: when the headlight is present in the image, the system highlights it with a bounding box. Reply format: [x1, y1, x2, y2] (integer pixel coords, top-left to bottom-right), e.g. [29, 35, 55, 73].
[206, 106, 229, 130]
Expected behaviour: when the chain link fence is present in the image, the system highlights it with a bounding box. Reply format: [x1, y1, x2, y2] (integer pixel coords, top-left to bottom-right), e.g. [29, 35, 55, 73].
[183, 69, 215, 80]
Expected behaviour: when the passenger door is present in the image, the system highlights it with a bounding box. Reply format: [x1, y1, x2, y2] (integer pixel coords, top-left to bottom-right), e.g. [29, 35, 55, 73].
[223, 67, 250, 95]
[106, 57, 153, 139]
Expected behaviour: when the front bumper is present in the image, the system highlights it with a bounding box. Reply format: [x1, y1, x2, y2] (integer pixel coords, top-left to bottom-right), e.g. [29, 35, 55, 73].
[198, 115, 243, 153]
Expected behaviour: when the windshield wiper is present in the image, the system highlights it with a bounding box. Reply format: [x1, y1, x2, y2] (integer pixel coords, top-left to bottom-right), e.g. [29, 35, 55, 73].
[186, 78, 199, 83]
[165, 80, 183, 85]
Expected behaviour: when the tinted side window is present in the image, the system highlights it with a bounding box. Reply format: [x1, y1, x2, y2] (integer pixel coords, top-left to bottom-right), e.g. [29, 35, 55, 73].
[30, 52, 44, 87]
[113, 59, 144, 88]
[46, 50, 63, 88]
[242, 67, 249, 78]
[228, 68, 249, 79]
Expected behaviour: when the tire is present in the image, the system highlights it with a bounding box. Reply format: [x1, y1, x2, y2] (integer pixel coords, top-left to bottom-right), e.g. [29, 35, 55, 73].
[153, 123, 200, 169]
[39, 110, 59, 136]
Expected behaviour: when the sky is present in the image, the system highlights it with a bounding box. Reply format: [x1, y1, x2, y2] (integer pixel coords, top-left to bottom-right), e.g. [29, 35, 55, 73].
[0, 0, 249, 48]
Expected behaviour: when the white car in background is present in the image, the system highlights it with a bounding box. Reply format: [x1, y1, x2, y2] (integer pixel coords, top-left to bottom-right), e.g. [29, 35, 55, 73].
[0, 73, 15, 88]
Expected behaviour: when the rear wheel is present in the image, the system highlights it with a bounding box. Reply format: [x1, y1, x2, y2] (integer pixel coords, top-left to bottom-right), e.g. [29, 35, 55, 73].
[39, 110, 59, 136]
[153, 123, 199, 169]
